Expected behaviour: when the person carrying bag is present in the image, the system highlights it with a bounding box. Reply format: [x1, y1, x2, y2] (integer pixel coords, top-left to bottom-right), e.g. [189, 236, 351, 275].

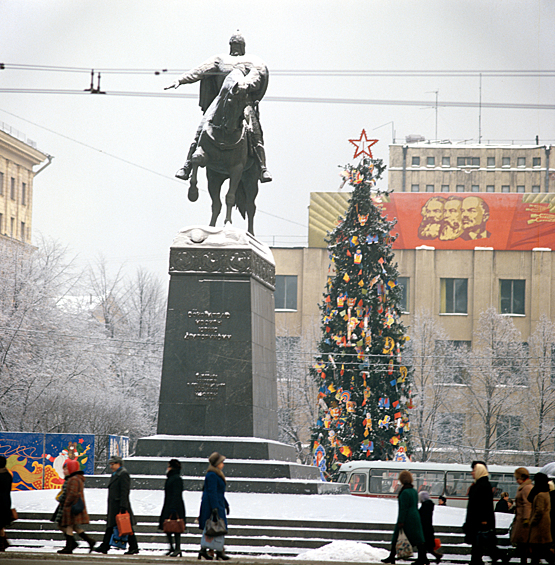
[198, 452, 230, 561]
[158, 459, 186, 557]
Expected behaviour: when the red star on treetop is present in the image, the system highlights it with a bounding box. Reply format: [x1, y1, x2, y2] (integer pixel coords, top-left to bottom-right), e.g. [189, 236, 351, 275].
[349, 130, 379, 159]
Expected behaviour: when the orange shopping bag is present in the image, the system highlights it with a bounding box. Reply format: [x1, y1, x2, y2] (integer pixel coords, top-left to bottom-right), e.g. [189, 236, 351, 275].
[116, 511, 133, 536]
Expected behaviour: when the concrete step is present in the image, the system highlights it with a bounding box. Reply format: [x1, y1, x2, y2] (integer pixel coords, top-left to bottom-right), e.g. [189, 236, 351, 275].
[135, 435, 298, 462]
[6, 511, 507, 558]
[84, 474, 347, 494]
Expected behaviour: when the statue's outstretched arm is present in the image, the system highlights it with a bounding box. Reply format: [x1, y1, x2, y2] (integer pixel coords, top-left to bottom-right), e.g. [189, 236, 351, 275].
[165, 56, 220, 90]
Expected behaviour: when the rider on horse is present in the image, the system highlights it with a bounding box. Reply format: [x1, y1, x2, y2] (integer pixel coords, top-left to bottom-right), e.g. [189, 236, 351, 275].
[166, 32, 272, 184]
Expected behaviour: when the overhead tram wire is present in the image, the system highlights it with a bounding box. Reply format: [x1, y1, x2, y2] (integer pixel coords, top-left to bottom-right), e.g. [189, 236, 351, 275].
[3, 63, 555, 77]
[1, 88, 553, 110]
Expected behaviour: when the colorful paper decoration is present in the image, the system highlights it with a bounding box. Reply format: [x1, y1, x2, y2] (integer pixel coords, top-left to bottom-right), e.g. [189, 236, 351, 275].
[378, 397, 390, 409]
[367, 234, 378, 244]
[340, 391, 351, 403]
[340, 445, 353, 457]
[379, 415, 391, 429]
[382, 337, 395, 354]
[343, 273, 350, 282]
[358, 214, 369, 226]
[354, 250, 362, 264]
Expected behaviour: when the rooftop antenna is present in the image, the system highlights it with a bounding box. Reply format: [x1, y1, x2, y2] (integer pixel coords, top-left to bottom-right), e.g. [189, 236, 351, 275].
[373, 121, 395, 144]
[478, 73, 482, 144]
[425, 90, 439, 141]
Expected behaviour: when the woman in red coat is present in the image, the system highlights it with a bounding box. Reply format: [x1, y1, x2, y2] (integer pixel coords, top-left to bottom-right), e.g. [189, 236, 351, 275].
[54, 458, 96, 554]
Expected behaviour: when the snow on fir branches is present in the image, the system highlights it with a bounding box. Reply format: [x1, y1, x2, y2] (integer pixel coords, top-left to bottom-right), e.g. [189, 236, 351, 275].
[311, 157, 412, 480]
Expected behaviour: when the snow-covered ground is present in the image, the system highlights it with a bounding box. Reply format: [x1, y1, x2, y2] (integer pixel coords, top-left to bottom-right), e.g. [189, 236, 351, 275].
[9, 489, 514, 561]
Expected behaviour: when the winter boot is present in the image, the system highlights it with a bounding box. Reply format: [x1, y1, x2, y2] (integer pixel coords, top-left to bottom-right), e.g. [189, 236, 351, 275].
[57, 533, 77, 554]
[198, 547, 214, 560]
[216, 549, 231, 560]
[170, 533, 182, 557]
[414, 545, 430, 565]
[381, 551, 396, 564]
[0, 534, 9, 552]
[165, 532, 175, 555]
[78, 531, 96, 552]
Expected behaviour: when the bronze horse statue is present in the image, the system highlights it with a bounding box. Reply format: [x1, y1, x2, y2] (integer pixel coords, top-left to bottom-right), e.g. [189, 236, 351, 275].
[187, 68, 260, 235]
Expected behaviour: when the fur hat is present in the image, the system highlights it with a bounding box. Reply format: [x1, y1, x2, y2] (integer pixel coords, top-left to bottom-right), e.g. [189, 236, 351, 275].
[108, 455, 123, 465]
[209, 452, 226, 467]
[168, 458, 181, 470]
[419, 490, 431, 502]
[514, 467, 530, 480]
[399, 470, 413, 485]
[64, 458, 80, 474]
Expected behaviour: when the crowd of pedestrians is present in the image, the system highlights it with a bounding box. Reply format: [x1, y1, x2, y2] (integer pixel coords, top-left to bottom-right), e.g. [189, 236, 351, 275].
[381, 461, 555, 565]
[2, 452, 555, 563]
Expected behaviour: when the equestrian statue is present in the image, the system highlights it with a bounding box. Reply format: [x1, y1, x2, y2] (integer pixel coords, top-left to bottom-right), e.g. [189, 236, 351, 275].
[165, 33, 271, 235]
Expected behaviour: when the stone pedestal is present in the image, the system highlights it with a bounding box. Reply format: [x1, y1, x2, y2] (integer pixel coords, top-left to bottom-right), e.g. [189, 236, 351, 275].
[157, 226, 278, 440]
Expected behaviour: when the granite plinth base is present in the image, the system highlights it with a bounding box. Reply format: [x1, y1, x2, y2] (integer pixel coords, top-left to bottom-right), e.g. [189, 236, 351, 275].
[94, 434, 349, 495]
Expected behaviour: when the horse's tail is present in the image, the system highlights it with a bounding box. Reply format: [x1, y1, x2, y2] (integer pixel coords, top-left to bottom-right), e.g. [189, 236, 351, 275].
[235, 180, 247, 219]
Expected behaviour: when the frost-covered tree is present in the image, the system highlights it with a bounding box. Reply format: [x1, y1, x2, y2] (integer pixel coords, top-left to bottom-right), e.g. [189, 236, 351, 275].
[523, 316, 555, 465]
[466, 308, 528, 463]
[404, 310, 460, 461]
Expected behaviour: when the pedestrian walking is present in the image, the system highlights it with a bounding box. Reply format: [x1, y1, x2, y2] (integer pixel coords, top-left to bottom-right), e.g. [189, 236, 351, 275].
[198, 452, 230, 561]
[463, 463, 499, 565]
[496, 493, 511, 514]
[54, 458, 96, 553]
[0, 456, 13, 552]
[159, 458, 186, 557]
[511, 467, 533, 565]
[381, 470, 428, 565]
[419, 490, 442, 563]
[528, 472, 552, 565]
[93, 455, 140, 555]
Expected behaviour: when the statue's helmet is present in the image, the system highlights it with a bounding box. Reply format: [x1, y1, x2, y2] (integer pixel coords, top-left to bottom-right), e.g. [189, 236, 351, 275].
[229, 31, 245, 48]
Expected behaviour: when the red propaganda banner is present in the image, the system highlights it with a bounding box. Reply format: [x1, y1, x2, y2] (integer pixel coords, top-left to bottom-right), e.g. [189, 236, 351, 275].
[377, 193, 555, 251]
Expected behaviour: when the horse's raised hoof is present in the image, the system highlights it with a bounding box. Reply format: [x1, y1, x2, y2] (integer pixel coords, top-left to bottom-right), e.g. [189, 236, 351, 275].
[260, 169, 273, 183]
[188, 183, 199, 202]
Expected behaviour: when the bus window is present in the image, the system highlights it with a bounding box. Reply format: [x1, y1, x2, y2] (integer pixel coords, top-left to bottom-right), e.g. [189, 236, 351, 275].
[369, 469, 401, 494]
[490, 474, 517, 499]
[349, 473, 367, 493]
[445, 471, 473, 497]
[413, 471, 445, 496]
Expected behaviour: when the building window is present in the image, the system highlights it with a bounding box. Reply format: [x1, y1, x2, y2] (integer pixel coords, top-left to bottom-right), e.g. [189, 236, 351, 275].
[456, 185, 465, 193]
[10, 217, 14, 236]
[487, 157, 495, 167]
[500, 279, 525, 315]
[412, 156, 420, 166]
[427, 156, 435, 166]
[502, 157, 510, 167]
[411, 184, 420, 192]
[10, 178, 15, 200]
[441, 278, 468, 314]
[486, 185, 495, 192]
[441, 185, 449, 192]
[502, 185, 510, 193]
[275, 275, 297, 310]
[532, 185, 541, 193]
[496, 415, 521, 450]
[0, 213, 2, 232]
[533, 157, 541, 167]
[398, 277, 409, 313]
[426, 184, 434, 192]
[20, 222, 25, 242]
[517, 157, 526, 167]
[21, 182, 26, 205]
[471, 185, 479, 192]
[435, 340, 471, 384]
[0, 172, 3, 195]
[516, 185, 525, 193]
[442, 157, 450, 167]
[457, 157, 479, 167]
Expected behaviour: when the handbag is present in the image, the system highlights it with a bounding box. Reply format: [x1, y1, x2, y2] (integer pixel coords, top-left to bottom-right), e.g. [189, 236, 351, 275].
[201, 530, 225, 552]
[110, 525, 128, 550]
[71, 496, 84, 515]
[204, 508, 228, 537]
[10, 508, 18, 522]
[163, 513, 186, 534]
[116, 511, 133, 536]
[396, 528, 414, 559]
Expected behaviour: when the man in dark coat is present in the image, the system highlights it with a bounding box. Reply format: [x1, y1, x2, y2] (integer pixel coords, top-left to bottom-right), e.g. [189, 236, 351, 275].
[94, 456, 139, 555]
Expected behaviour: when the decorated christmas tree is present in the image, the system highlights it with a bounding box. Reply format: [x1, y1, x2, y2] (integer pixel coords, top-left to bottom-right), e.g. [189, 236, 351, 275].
[311, 135, 412, 480]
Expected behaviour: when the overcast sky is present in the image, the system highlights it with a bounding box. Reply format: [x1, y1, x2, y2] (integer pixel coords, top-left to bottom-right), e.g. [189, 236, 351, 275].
[1, 0, 554, 280]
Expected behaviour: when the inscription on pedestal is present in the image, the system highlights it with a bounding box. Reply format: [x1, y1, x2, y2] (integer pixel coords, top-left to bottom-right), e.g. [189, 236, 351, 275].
[187, 372, 225, 400]
[184, 309, 232, 340]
